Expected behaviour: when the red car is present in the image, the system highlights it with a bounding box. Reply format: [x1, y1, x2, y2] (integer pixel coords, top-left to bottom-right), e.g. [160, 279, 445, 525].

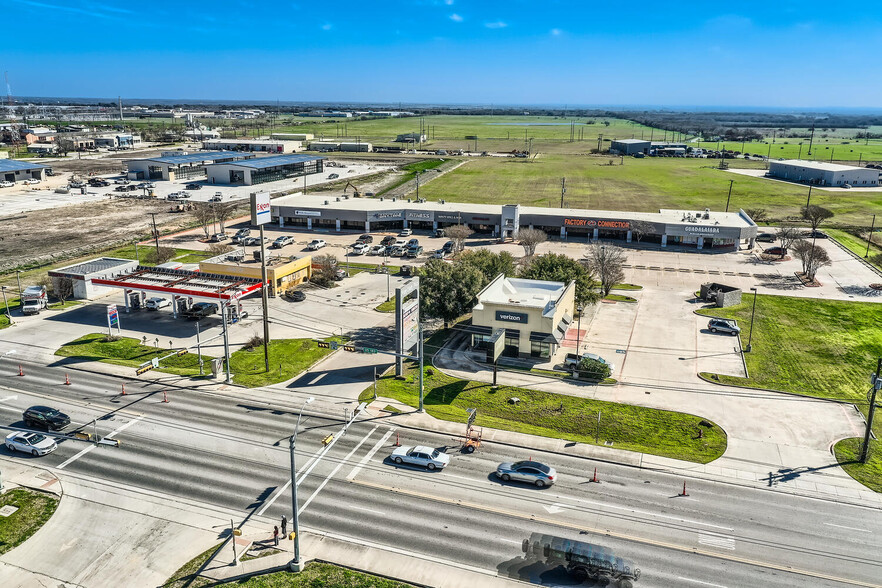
[764, 247, 787, 256]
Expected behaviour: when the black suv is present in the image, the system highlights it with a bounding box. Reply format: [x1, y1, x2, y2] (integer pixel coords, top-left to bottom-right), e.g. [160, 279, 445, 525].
[186, 302, 219, 319]
[356, 234, 374, 244]
[380, 236, 397, 246]
[186, 183, 202, 190]
[23, 406, 71, 431]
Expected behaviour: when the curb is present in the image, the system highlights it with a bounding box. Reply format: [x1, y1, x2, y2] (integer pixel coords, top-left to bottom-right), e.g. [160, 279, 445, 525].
[695, 372, 864, 407]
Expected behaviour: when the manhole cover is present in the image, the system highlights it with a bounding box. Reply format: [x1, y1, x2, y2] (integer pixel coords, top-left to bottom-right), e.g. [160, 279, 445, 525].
[0, 505, 19, 517]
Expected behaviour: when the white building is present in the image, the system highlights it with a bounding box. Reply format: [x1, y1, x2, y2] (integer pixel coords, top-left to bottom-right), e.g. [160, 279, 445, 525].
[768, 159, 879, 187]
[339, 142, 372, 152]
[206, 154, 325, 186]
[126, 151, 256, 181]
[201, 139, 301, 153]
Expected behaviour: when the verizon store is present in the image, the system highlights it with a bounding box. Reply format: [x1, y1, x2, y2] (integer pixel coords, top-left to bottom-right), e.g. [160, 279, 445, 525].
[271, 195, 758, 250]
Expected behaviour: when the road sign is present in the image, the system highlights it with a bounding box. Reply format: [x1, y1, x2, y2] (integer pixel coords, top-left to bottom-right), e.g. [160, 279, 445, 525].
[330, 341, 339, 350]
[250, 192, 271, 225]
[466, 407, 477, 428]
[151, 357, 159, 368]
[361, 347, 378, 354]
[486, 329, 505, 364]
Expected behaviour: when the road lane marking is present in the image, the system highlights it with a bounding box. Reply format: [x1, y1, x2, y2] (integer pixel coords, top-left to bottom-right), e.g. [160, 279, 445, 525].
[698, 533, 736, 550]
[824, 522, 871, 533]
[307, 373, 327, 385]
[256, 441, 328, 516]
[677, 578, 728, 588]
[499, 538, 522, 544]
[350, 478, 880, 588]
[57, 415, 143, 470]
[0, 395, 18, 403]
[542, 503, 567, 514]
[299, 425, 378, 514]
[348, 504, 385, 516]
[346, 428, 393, 481]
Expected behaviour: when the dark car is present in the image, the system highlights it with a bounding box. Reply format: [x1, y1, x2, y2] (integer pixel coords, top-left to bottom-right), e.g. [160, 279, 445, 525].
[755, 233, 776, 243]
[185, 183, 202, 190]
[764, 246, 787, 256]
[23, 405, 71, 431]
[285, 290, 306, 302]
[186, 302, 218, 319]
[356, 234, 374, 244]
[380, 235, 397, 246]
[441, 240, 454, 253]
[803, 230, 828, 239]
[433, 228, 445, 238]
[89, 178, 110, 187]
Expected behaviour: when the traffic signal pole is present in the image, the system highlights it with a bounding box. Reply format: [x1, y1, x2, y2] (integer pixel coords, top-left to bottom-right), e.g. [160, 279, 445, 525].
[861, 357, 882, 463]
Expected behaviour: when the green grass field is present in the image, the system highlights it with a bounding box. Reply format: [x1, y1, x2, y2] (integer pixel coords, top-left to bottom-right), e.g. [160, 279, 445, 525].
[361, 363, 726, 463]
[0, 488, 59, 556]
[415, 155, 882, 226]
[56, 333, 211, 378]
[834, 438, 882, 493]
[229, 337, 343, 387]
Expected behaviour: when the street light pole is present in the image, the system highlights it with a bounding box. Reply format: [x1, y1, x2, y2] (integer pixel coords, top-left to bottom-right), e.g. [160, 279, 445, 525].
[865, 214, 876, 258]
[16, 271, 22, 308]
[746, 287, 758, 352]
[576, 305, 583, 354]
[289, 396, 314, 571]
[725, 180, 734, 213]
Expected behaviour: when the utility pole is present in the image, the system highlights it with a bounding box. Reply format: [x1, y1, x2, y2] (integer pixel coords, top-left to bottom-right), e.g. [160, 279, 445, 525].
[725, 180, 734, 212]
[259, 224, 271, 372]
[807, 125, 815, 156]
[865, 215, 876, 258]
[806, 185, 813, 209]
[861, 358, 882, 463]
[560, 177, 566, 208]
[149, 213, 160, 256]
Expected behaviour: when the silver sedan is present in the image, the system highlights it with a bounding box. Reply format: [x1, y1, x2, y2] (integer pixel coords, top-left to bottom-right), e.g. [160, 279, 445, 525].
[390, 445, 451, 470]
[495, 460, 557, 487]
[5, 431, 58, 456]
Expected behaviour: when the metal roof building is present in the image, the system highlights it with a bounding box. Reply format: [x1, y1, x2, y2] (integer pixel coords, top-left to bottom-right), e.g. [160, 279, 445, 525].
[768, 159, 880, 188]
[206, 154, 326, 186]
[48, 257, 139, 299]
[0, 159, 49, 182]
[609, 139, 650, 155]
[125, 151, 256, 182]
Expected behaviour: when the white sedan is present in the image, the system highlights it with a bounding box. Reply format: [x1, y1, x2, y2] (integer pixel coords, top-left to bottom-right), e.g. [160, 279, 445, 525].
[390, 445, 450, 470]
[5, 431, 58, 456]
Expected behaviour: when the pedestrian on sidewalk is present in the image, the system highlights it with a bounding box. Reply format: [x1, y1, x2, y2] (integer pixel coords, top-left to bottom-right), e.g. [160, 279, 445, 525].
[273, 525, 279, 546]
[281, 515, 288, 538]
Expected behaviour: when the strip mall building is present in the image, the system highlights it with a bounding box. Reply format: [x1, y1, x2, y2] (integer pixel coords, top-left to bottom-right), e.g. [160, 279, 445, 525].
[271, 195, 758, 250]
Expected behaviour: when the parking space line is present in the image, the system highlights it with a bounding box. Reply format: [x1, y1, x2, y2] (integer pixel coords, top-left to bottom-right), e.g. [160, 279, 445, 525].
[57, 415, 143, 470]
[299, 425, 378, 514]
[307, 373, 327, 385]
[347, 428, 394, 481]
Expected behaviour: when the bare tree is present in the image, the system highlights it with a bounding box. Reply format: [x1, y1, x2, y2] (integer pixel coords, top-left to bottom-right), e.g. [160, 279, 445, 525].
[516, 228, 547, 257]
[791, 239, 814, 274]
[51, 276, 74, 304]
[208, 243, 233, 256]
[313, 254, 339, 287]
[146, 246, 176, 265]
[745, 208, 768, 224]
[801, 205, 834, 232]
[585, 243, 626, 297]
[443, 224, 471, 254]
[214, 202, 237, 234]
[776, 223, 800, 257]
[792, 240, 831, 281]
[629, 220, 654, 243]
[193, 204, 215, 239]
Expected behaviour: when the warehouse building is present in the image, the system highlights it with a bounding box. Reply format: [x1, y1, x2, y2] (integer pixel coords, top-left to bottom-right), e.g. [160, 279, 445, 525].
[469, 274, 575, 360]
[126, 151, 256, 181]
[396, 132, 426, 143]
[198, 252, 312, 296]
[0, 159, 49, 182]
[271, 196, 758, 250]
[308, 141, 341, 152]
[340, 142, 372, 152]
[201, 139, 302, 153]
[272, 133, 314, 141]
[95, 133, 140, 149]
[768, 159, 879, 187]
[609, 139, 650, 155]
[206, 154, 325, 186]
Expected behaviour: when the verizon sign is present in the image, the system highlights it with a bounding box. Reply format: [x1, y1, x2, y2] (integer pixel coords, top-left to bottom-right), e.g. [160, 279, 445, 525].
[250, 192, 271, 225]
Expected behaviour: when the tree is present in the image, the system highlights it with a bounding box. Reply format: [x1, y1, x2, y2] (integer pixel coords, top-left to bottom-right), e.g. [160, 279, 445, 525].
[801, 205, 834, 232]
[576, 356, 611, 380]
[516, 228, 547, 257]
[419, 258, 486, 327]
[51, 276, 74, 304]
[145, 246, 176, 265]
[313, 254, 339, 287]
[776, 223, 800, 257]
[629, 220, 654, 243]
[443, 224, 471, 254]
[193, 204, 215, 239]
[519, 253, 598, 306]
[458, 249, 516, 282]
[585, 243, 626, 297]
[745, 208, 768, 224]
[208, 243, 233, 256]
[54, 135, 75, 156]
[792, 239, 831, 281]
[214, 202, 237, 234]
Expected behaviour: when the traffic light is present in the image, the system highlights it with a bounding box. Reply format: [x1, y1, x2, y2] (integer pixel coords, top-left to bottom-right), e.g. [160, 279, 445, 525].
[317, 341, 330, 349]
[343, 345, 357, 352]
[321, 434, 334, 446]
[135, 365, 154, 376]
[175, 349, 188, 357]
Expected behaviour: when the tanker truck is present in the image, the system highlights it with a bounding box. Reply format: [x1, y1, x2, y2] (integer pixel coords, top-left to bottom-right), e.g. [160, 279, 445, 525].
[522, 533, 640, 587]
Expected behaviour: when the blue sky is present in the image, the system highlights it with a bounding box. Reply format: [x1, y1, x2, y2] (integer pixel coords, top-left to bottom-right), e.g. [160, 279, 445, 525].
[5, 0, 881, 108]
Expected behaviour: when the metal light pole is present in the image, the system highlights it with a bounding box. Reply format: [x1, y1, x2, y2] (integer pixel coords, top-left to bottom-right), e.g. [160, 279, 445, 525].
[745, 287, 758, 352]
[576, 305, 584, 354]
[195, 319, 203, 376]
[418, 323, 424, 413]
[861, 358, 882, 463]
[865, 215, 876, 258]
[1, 287, 10, 323]
[725, 180, 734, 213]
[220, 301, 231, 384]
[289, 396, 314, 571]
[16, 271, 23, 308]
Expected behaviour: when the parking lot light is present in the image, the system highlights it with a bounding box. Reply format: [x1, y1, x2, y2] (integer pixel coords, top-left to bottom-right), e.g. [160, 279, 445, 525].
[746, 287, 758, 353]
[290, 396, 314, 572]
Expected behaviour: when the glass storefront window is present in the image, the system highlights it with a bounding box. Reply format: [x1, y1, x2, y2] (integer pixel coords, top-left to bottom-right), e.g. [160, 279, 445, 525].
[531, 341, 551, 358]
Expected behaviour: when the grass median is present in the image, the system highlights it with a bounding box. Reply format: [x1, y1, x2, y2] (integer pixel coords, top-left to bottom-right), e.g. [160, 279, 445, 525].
[230, 337, 345, 387]
[360, 363, 726, 463]
[696, 295, 882, 491]
[56, 333, 211, 377]
[0, 488, 59, 556]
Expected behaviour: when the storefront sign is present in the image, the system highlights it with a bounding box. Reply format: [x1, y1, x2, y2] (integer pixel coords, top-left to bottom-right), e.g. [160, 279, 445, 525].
[563, 218, 631, 230]
[665, 224, 743, 239]
[406, 211, 433, 221]
[370, 210, 404, 221]
[250, 192, 271, 225]
[683, 225, 720, 234]
[495, 310, 528, 323]
[436, 213, 463, 222]
[294, 210, 321, 217]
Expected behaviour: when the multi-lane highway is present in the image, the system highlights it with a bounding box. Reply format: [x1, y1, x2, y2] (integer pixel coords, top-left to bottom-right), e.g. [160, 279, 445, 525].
[0, 359, 880, 587]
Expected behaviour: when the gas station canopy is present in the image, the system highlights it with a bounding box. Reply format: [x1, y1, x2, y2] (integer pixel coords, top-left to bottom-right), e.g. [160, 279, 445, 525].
[91, 265, 263, 302]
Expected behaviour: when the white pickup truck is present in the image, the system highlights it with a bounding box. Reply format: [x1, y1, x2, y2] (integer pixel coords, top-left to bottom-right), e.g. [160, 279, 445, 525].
[564, 352, 614, 373]
[21, 285, 48, 315]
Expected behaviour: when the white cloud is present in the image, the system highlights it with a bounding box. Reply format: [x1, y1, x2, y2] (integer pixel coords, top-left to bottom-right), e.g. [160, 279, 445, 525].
[321, 23, 332, 31]
[449, 13, 462, 22]
[484, 21, 507, 29]
[550, 28, 562, 36]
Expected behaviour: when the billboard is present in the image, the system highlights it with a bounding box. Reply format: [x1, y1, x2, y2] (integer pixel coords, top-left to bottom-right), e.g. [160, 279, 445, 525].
[395, 278, 420, 375]
[250, 192, 272, 225]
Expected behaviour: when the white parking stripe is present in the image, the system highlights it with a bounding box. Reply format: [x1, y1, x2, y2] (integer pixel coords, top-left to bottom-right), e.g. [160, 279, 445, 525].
[56, 416, 143, 470]
[346, 428, 394, 481]
[698, 533, 736, 550]
[307, 373, 327, 385]
[299, 425, 378, 514]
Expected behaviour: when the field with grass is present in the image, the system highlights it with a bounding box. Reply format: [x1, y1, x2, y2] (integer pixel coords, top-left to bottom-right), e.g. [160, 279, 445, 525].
[0, 488, 59, 556]
[360, 362, 726, 463]
[414, 155, 882, 226]
[695, 296, 882, 490]
[705, 139, 882, 163]
[56, 333, 211, 378]
[229, 337, 344, 387]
